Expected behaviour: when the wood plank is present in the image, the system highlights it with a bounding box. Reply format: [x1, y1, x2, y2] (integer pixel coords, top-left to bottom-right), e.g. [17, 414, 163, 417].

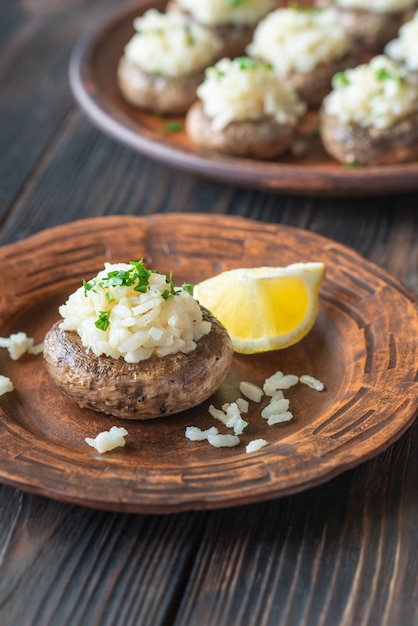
[0, 0, 117, 214]
[0, 485, 208, 626]
[174, 426, 418, 626]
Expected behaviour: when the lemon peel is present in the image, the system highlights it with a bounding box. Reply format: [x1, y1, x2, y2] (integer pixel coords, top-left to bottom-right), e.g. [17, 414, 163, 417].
[194, 262, 325, 354]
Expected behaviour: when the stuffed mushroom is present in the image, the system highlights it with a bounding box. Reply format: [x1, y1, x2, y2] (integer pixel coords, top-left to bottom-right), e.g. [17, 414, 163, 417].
[319, 55, 418, 165]
[185, 56, 306, 159]
[43, 261, 233, 420]
[315, 0, 418, 52]
[246, 6, 360, 108]
[117, 9, 222, 114]
[166, 0, 276, 59]
[385, 10, 418, 84]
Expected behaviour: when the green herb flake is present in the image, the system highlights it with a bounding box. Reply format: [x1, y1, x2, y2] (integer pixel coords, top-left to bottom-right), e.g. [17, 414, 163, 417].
[212, 67, 226, 80]
[235, 57, 261, 71]
[84, 260, 193, 329]
[184, 24, 195, 46]
[161, 271, 181, 300]
[344, 161, 359, 169]
[182, 283, 194, 296]
[83, 279, 95, 296]
[164, 121, 183, 133]
[224, 0, 250, 7]
[332, 71, 350, 88]
[95, 311, 111, 332]
[84, 259, 152, 298]
[375, 67, 403, 84]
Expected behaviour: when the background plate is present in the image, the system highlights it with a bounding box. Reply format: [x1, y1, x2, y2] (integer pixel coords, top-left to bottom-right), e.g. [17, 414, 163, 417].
[69, 0, 418, 196]
[0, 214, 417, 513]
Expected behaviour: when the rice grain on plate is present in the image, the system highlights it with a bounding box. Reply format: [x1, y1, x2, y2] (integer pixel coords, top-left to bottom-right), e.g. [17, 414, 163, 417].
[239, 381, 264, 403]
[0, 332, 44, 360]
[299, 374, 325, 391]
[267, 411, 293, 426]
[263, 371, 299, 394]
[0, 375, 13, 396]
[185, 426, 219, 441]
[207, 432, 240, 448]
[261, 397, 290, 419]
[246, 439, 268, 453]
[85, 426, 128, 454]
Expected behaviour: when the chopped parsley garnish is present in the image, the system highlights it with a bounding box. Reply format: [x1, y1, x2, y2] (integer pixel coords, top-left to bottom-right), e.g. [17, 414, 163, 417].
[332, 71, 350, 88]
[184, 24, 195, 46]
[234, 57, 271, 71]
[375, 67, 403, 83]
[136, 27, 165, 36]
[212, 67, 226, 80]
[182, 283, 194, 296]
[224, 0, 250, 7]
[164, 121, 183, 132]
[161, 271, 179, 300]
[161, 274, 194, 300]
[95, 311, 111, 331]
[84, 260, 194, 331]
[84, 260, 152, 295]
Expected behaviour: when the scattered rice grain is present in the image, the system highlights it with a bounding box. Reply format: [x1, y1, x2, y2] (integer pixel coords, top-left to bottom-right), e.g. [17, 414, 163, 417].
[299, 374, 324, 391]
[236, 397, 249, 413]
[208, 404, 228, 424]
[85, 426, 128, 454]
[264, 371, 308, 393]
[185, 426, 219, 441]
[261, 397, 290, 419]
[0, 375, 14, 396]
[239, 381, 264, 402]
[246, 439, 268, 453]
[214, 402, 248, 434]
[207, 433, 240, 448]
[0, 332, 44, 360]
[267, 411, 293, 426]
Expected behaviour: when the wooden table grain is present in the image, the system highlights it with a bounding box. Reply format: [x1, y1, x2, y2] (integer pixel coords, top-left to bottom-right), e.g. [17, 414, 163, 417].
[0, 2, 417, 625]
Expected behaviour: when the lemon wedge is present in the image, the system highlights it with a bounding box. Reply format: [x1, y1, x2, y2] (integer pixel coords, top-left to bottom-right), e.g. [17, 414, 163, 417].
[194, 262, 325, 354]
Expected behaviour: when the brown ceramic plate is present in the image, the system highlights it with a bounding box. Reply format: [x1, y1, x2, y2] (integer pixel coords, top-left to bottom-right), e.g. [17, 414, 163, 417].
[0, 214, 417, 513]
[68, 0, 418, 196]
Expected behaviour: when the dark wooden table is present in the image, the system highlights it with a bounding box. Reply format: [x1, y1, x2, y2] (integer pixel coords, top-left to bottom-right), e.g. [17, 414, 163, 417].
[1, 2, 417, 625]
